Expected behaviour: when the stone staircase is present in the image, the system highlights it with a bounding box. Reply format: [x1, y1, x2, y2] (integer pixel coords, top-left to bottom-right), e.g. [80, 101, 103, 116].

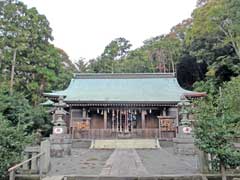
[90, 139, 160, 149]
[42, 176, 65, 180]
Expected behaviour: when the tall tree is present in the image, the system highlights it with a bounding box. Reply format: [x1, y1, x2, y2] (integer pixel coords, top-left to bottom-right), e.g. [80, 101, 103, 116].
[101, 37, 132, 60]
[186, 0, 240, 83]
[0, 1, 30, 95]
[194, 77, 240, 180]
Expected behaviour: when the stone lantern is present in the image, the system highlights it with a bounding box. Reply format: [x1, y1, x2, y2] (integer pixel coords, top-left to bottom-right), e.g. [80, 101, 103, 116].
[178, 99, 192, 135]
[50, 96, 71, 157]
[173, 98, 196, 155]
[52, 96, 67, 134]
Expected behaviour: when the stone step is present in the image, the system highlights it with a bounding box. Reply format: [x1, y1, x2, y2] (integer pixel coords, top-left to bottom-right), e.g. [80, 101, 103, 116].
[42, 175, 65, 180]
[91, 139, 160, 149]
[71, 139, 92, 148]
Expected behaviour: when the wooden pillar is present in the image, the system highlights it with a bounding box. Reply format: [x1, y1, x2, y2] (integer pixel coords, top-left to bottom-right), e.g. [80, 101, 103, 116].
[130, 111, 133, 131]
[104, 110, 107, 129]
[141, 110, 146, 129]
[158, 116, 161, 139]
[120, 110, 122, 132]
[176, 106, 179, 127]
[83, 108, 86, 118]
[116, 110, 119, 132]
[125, 110, 128, 132]
[163, 107, 167, 116]
[112, 110, 115, 131]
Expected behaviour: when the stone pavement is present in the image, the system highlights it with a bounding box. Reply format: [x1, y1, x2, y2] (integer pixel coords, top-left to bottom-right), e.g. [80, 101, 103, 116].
[48, 148, 113, 176]
[48, 147, 199, 176]
[100, 149, 148, 176]
[137, 147, 199, 175]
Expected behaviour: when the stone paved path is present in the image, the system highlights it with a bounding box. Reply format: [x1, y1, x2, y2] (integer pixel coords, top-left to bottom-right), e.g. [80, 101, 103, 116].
[137, 148, 199, 175]
[48, 148, 113, 176]
[48, 147, 199, 176]
[100, 149, 148, 176]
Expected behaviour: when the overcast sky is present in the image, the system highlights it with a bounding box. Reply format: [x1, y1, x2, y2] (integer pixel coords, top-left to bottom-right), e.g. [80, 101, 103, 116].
[22, 0, 197, 62]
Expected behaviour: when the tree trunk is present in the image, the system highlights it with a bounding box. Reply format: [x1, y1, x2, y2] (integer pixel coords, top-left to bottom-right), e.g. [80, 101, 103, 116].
[10, 48, 17, 96]
[220, 161, 227, 180]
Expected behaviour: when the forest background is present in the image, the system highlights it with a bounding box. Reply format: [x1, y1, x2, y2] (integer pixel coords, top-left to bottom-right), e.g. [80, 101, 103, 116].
[0, 0, 240, 178]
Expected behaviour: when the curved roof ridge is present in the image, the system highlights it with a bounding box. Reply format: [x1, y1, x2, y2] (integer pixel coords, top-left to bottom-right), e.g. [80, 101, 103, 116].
[44, 74, 206, 101]
[74, 73, 175, 79]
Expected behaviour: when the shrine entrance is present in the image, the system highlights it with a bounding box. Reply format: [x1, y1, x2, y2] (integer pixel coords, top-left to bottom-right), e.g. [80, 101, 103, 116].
[71, 107, 177, 140]
[111, 110, 137, 133]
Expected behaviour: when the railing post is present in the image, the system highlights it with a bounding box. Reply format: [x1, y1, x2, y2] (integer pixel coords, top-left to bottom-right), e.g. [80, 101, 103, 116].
[22, 153, 29, 171]
[31, 152, 38, 173]
[40, 140, 50, 174]
[9, 171, 15, 180]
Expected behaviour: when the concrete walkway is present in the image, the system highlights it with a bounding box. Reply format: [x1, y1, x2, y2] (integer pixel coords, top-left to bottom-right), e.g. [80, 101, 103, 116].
[100, 149, 148, 176]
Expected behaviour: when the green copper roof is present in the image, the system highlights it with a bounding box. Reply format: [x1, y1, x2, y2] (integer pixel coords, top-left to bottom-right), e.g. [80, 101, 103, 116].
[44, 73, 204, 103]
[40, 99, 54, 106]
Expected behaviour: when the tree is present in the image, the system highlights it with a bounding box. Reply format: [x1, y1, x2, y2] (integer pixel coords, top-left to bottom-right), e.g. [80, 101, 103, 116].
[144, 35, 182, 73]
[194, 77, 240, 180]
[186, 0, 240, 83]
[101, 37, 132, 60]
[0, 85, 52, 136]
[0, 1, 30, 95]
[0, 116, 32, 179]
[75, 57, 88, 73]
[0, 1, 75, 104]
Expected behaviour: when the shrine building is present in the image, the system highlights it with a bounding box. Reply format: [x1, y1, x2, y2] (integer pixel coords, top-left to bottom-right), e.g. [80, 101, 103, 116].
[43, 73, 205, 140]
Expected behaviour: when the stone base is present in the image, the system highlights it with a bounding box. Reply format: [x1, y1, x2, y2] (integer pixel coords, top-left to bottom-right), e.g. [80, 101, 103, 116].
[173, 135, 196, 155]
[50, 134, 72, 157]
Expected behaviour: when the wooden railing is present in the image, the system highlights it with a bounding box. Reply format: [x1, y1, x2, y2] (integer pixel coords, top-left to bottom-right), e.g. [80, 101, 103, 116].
[8, 152, 45, 180]
[8, 140, 50, 180]
[73, 128, 176, 140]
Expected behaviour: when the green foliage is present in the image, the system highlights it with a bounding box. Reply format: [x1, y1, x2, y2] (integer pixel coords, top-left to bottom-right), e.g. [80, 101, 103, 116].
[0, 116, 32, 179]
[194, 77, 240, 171]
[0, 89, 52, 135]
[0, 1, 75, 104]
[101, 37, 132, 60]
[87, 35, 182, 74]
[186, 0, 240, 84]
[222, 76, 240, 115]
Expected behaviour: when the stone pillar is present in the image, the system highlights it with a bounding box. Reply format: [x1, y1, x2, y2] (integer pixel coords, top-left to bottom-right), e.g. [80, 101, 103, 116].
[40, 140, 50, 174]
[31, 152, 38, 172]
[141, 110, 146, 129]
[24, 146, 40, 173]
[22, 153, 29, 170]
[104, 110, 107, 129]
